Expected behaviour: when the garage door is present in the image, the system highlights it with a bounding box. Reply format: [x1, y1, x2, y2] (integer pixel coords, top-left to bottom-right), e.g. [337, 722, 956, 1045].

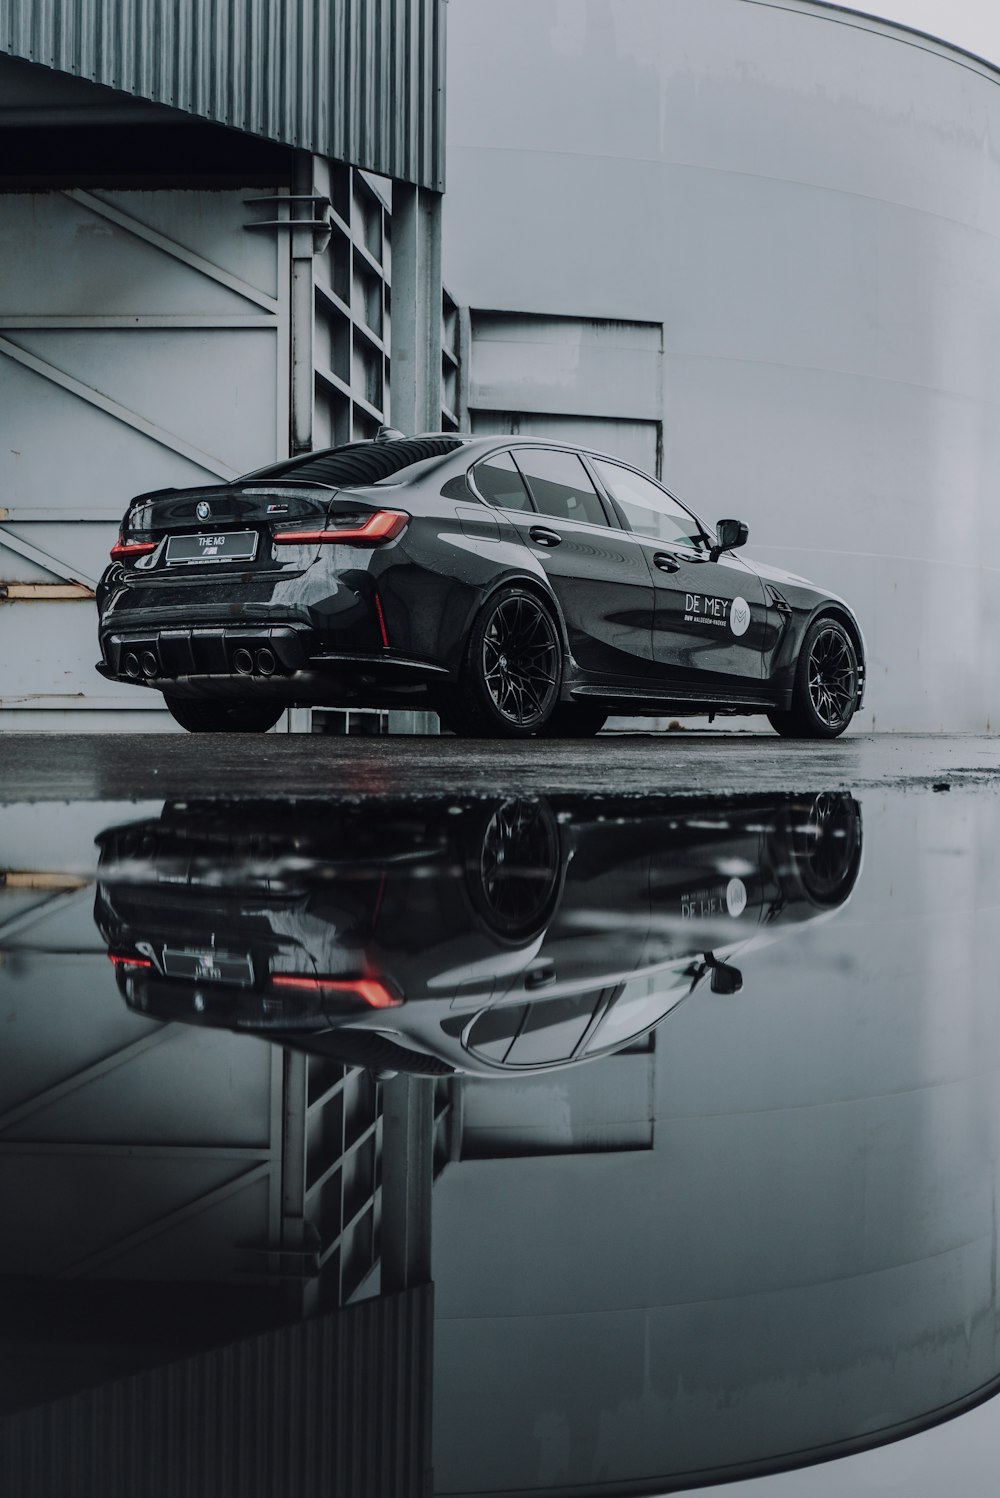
[466, 310, 664, 476]
[0, 188, 289, 729]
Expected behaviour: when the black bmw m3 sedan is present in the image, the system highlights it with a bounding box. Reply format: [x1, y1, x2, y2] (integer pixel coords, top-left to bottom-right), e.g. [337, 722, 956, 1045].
[96, 432, 866, 737]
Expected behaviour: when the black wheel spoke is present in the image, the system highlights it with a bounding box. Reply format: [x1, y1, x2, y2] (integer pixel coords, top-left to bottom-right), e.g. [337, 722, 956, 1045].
[480, 594, 560, 726]
[476, 799, 561, 933]
[807, 626, 857, 727]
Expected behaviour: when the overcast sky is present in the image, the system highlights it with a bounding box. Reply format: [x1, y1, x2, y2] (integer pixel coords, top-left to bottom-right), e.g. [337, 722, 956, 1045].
[837, 0, 1000, 63]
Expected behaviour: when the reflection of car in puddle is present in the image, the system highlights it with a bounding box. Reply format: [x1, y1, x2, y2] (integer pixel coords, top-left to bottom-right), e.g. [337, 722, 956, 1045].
[95, 793, 862, 1077]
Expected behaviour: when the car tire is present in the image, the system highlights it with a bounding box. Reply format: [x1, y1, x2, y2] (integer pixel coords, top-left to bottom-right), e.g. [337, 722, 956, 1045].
[163, 695, 285, 733]
[768, 618, 859, 739]
[537, 703, 607, 738]
[447, 587, 562, 738]
[463, 798, 564, 942]
[775, 793, 863, 906]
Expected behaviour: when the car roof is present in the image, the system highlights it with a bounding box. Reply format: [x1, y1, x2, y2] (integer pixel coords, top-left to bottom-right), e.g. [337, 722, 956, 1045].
[410, 431, 637, 466]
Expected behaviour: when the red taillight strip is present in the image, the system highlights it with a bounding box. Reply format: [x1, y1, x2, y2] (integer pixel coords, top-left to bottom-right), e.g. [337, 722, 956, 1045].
[271, 975, 402, 1008]
[108, 952, 153, 969]
[110, 539, 156, 560]
[272, 510, 408, 545]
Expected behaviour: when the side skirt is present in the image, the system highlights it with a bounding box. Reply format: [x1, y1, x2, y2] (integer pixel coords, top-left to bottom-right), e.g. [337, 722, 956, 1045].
[569, 683, 793, 715]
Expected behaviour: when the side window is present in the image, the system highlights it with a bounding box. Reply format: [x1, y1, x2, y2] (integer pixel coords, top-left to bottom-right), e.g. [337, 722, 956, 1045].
[513, 449, 610, 527]
[593, 461, 705, 549]
[466, 992, 604, 1067]
[466, 1004, 527, 1063]
[505, 992, 602, 1066]
[473, 450, 534, 511]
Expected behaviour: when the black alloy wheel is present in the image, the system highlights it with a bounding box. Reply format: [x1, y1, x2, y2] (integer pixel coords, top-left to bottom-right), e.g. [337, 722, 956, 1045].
[464, 798, 563, 942]
[450, 588, 562, 737]
[779, 792, 863, 905]
[768, 619, 858, 739]
[163, 695, 285, 733]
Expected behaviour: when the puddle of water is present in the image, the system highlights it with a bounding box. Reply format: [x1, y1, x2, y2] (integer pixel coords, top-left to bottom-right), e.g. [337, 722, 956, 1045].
[0, 788, 998, 1496]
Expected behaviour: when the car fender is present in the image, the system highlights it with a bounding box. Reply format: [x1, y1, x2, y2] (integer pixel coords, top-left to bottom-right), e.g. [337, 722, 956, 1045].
[764, 588, 867, 704]
[800, 600, 868, 707]
[460, 567, 571, 667]
[805, 599, 866, 664]
[426, 544, 569, 677]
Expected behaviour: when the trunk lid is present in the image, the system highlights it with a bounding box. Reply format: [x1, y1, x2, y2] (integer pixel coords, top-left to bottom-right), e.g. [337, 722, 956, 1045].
[125, 483, 334, 538]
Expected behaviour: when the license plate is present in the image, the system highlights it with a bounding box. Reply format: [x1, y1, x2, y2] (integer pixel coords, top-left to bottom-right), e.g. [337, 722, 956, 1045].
[165, 531, 257, 565]
[161, 948, 254, 987]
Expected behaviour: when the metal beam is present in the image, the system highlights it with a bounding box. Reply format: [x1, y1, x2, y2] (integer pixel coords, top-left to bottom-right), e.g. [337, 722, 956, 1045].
[379, 1074, 434, 1293]
[0, 336, 240, 480]
[0, 316, 277, 329]
[304, 1118, 379, 1200]
[63, 190, 281, 315]
[1, 583, 94, 601]
[63, 1162, 272, 1277]
[0, 871, 89, 891]
[0, 1026, 174, 1136]
[0, 1142, 270, 1161]
[289, 158, 316, 455]
[389, 185, 443, 435]
[0, 883, 93, 945]
[0, 525, 100, 590]
[281, 1048, 309, 1252]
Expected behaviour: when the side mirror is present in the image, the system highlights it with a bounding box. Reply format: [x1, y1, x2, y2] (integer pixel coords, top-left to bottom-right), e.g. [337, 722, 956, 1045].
[714, 518, 749, 555]
[710, 962, 743, 996]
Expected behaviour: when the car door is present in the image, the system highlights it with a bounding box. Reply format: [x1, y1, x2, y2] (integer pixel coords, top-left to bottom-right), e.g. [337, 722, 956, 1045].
[481, 446, 656, 679]
[590, 459, 768, 690]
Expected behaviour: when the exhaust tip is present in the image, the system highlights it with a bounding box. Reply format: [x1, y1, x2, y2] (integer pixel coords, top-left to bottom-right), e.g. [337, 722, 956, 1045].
[233, 647, 255, 676]
[123, 652, 140, 679]
[140, 651, 158, 678]
[256, 647, 276, 676]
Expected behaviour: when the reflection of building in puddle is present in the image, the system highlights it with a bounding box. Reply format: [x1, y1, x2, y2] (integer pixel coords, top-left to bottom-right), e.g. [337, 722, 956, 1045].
[0, 801, 448, 1494]
[6, 788, 1000, 1490]
[0, 790, 872, 1492]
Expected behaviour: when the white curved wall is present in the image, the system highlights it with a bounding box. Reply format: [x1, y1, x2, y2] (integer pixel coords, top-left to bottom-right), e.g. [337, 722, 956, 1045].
[839, 1, 1000, 66]
[443, 0, 1000, 731]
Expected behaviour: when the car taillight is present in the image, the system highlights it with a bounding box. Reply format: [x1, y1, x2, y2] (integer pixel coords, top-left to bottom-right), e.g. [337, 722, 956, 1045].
[110, 532, 156, 560]
[272, 510, 409, 545]
[271, 975, 403, 1008]
[108, 952, 153, 969]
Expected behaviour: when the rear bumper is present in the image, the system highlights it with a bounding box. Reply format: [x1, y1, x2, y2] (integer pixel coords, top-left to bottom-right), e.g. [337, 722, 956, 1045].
[96, 622, 450, 705]
[98, 623, 311, 681]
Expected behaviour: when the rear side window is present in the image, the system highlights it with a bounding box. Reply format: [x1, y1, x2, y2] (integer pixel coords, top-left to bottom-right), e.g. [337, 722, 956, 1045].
[240, 437, 464, 488]
[514, 449, 609, 527]
[473, 450, 533, 511]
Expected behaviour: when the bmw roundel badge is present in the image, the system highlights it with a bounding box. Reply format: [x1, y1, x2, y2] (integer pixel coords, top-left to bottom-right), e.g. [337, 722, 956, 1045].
[196, 500, 211, 521]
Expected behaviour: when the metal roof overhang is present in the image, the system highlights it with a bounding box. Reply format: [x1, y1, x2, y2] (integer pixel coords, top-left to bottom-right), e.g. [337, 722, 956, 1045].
[0, 0, 445, 190]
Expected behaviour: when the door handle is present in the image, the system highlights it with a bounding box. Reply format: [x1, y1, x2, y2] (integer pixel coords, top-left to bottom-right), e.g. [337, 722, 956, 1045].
[530, 527, 562, 548]
[652, 552, 681, 574]
[525, 964, 556, 991]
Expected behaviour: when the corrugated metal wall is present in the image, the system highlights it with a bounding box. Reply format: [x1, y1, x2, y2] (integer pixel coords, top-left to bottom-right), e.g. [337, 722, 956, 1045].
[0, 0, 445, 190]
[0, 1285, 434, 1498]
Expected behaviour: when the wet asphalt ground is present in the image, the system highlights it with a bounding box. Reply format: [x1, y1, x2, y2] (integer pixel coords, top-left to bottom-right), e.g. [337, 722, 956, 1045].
[2, 731, 999, 802]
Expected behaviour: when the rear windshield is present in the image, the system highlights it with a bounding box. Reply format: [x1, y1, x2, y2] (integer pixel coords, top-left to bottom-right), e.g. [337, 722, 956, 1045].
[240, 438, 464, 489]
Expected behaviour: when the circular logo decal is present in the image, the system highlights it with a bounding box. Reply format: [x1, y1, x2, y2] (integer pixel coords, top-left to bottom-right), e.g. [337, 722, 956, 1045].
[196, 500, 211, 521]
[730, 597, 751, 637]
[726, 877, 748, 918]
